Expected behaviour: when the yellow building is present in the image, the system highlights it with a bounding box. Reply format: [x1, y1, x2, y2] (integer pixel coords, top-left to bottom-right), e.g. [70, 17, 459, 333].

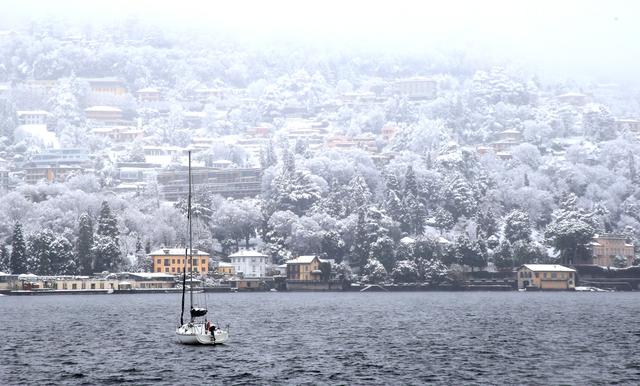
[149, 248, 209, 274]
[215, 262, 235, 276]
[590, 234, 635, 267]
[517, 264, 576, 290]
[286, 255, 324, 281]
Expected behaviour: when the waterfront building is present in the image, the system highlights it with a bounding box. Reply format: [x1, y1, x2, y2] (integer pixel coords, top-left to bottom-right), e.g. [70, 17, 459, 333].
[286, 255, 324, 281]
[590, 234, 635, 267]
[215, 262, 235, 276]
[517, 264, 576, 290]
[149, 248, 210, 274]
[228, 250, 269, 278]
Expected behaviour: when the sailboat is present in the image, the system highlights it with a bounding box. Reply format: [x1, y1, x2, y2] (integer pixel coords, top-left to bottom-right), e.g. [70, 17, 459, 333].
[176, 150, 230, 345]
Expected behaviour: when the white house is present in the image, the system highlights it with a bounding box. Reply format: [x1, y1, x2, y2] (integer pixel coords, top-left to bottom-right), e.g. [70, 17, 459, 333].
[228, 250, 269, 278]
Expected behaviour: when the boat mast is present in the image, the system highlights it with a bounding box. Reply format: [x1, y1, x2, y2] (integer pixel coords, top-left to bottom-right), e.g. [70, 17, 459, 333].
[188, 150, 194, 311]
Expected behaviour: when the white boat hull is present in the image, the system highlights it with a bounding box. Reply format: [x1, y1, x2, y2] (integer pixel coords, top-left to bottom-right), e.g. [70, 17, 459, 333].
[176, 323, 229, 345]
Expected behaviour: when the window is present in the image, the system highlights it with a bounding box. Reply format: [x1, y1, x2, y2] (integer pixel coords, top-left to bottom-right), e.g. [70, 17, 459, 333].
[164, 259, 170, 266]
[543, 273, 547, 278]
[172, 259, 176, 264]
[72, 283, 77, 290]
[100, 283, 104, 289]
[551, 272, 557, 278]
[91, 283, 96, 289]
[165, 267, 169, 272]
[172, 267, 175, 272]
[519, 272, 523, 278]
[63, 283, 68, 289]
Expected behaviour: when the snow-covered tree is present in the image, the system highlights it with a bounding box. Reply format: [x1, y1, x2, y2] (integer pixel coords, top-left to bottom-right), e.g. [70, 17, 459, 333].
[10, 223, 27, 274]
[503, 209, 532, 244]
[391, 260, 419, 283]
[361, 258, 387, 283]
[77, 212, 94, 275]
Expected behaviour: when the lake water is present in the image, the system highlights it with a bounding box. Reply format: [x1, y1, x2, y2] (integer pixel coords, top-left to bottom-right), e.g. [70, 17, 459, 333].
[1, 292, 639, 385]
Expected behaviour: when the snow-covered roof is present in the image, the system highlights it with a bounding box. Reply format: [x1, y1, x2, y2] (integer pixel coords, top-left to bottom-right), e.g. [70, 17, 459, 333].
[128, 272, 176, 279]
[437, 236, 451, 244]
[228, 250, 268, 258]
[217, 262, 234, 268]
[286, 255, 320, 264]
[557, 92, 586, 98]
[148, 248, 209, 256]
[85, 106, 122, 112]
[521, 264, 575, 272]
[400, 236, 416, 244]
[17, 110, 49, 116]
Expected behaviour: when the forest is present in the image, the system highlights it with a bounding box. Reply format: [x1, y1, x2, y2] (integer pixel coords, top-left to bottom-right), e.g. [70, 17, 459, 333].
[1, 19, 640, 282]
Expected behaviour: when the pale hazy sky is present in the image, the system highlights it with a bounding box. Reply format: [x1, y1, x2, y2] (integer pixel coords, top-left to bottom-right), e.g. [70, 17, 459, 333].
[2, 0, 639, 82]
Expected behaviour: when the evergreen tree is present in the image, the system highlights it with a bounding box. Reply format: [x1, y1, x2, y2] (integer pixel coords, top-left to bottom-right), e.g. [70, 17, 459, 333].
[433, 208, 455, 234]
[503, 209, 532, 244]
[10, 222, 27, 274]
[77, 213, 94, 275]
[545, 193, 595, 265]
[346, 175, 372, 215]
[95, 201, 121, 272]
[0, 244, 8, 272]
[404, 165, 419, 197]
[321, 230, 346, 264]
[92, 235, 121, 273]
[383, 172, 404, 222]
[477, 208, 499, 237]
[456, 235, 486, 271]
[97, 201, 119, 240]
[28, 230, 75, 275]
[350, 210, 370, 267]
[494, 240, 514, 270]
[145, 239, 151, 254]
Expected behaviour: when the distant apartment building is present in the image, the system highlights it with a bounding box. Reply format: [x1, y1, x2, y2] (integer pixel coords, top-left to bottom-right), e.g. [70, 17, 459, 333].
[590, 234, 635, 267]
[183, 111, 206, 128]
[556, 92, 587, 106]
[17, 110, 49, 125]
[91, 126, 144, 143]
[615, 119, 640, 134]
[23, 79, 57, 98]
[228, 250, 269, 278]
[392, 77, 437, 99]
[22, 148, 91, 184]
[149, 248, 209, 274]
[82, 77, 127, 96]
[85, 106, 123, 122]
[136, 87, 161, 102]
[326, 133, 378, 153]
[157, 167, 262, 201]
[381, 125, 397, 141]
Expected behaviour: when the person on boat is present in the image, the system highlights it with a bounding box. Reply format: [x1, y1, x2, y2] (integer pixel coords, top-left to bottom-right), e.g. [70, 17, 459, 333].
[205, 320, 211, 334]
[209, 323, 216, 342]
